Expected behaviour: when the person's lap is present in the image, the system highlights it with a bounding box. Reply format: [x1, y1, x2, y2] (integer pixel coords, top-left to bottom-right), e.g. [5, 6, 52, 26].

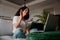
[13, 28, 26, 38]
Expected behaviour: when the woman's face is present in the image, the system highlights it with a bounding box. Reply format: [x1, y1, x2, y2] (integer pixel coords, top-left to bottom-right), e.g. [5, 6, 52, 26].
[22, 8, 28, 17]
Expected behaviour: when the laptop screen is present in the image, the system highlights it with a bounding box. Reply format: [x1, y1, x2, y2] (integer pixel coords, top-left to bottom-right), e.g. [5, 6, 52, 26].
[44, 14, 58, 32]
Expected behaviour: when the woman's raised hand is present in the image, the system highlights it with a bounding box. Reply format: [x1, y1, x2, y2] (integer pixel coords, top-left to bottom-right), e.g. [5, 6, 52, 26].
[19, 10, 23, 19]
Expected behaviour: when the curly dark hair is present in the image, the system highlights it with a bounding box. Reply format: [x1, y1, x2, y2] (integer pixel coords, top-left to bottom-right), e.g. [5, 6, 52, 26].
[15, 6, 29, 20]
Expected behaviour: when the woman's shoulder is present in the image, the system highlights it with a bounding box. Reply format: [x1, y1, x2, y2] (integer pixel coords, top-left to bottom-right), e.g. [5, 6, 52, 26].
[13, 16, 18, 19]
[13, 16, 18, 18]
[14, 16, 18, 17]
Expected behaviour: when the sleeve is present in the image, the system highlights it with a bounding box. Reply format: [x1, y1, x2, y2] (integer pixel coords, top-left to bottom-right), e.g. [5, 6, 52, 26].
[13, 16, 18, 24]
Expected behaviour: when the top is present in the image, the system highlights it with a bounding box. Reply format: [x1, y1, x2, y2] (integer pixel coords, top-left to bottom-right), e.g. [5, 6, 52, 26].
[13, 16, 27, 33]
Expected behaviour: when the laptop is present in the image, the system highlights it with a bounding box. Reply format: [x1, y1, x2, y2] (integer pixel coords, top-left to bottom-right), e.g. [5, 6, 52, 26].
[44, 14, 57, 32]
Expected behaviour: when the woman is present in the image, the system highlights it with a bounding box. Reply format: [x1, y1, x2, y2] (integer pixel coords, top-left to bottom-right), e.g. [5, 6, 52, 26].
[13, 6, 29, 38]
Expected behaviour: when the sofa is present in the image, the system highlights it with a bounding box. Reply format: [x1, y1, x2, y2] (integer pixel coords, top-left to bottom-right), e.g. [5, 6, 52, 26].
[0, 19, 25, 40]
[26, 31, 60, 40]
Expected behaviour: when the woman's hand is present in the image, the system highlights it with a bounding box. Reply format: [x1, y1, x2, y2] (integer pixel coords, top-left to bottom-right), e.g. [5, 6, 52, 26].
[24, 26, 29, 35]
[19, 10, 23, 20]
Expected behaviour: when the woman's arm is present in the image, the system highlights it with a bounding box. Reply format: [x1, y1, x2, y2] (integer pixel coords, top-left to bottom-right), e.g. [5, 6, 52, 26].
[13, 10, 23, 28]
[13, 16, 22, 28]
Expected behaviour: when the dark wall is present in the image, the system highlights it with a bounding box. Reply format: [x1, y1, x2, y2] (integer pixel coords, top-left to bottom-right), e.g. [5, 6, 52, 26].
[59, 16, 60, 29]
[56, 15, 60, 30]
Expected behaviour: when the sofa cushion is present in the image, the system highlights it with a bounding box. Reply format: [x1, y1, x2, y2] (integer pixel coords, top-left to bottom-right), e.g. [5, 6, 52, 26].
[0, 36, 12, 40]
[0, 36, 26, 40]
[26, 31, 60, 40]
[0, 19, 13, 35]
